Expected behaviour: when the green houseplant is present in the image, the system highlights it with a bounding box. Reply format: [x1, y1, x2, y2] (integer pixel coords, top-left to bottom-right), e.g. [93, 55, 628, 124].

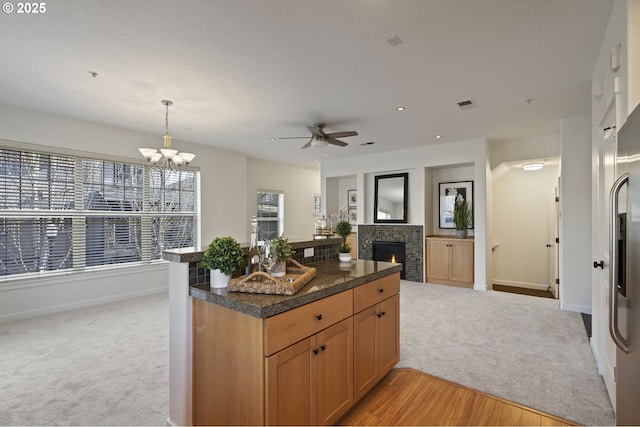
[202, 236, 244, 288]
[453, 197, 471, 239]
[268, 234, 294, 277]
[333, 207, 353, 262]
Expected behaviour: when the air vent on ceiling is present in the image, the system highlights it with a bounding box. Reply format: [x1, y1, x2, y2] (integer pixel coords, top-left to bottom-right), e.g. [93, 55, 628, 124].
[457, 98, 478, 111]
[359, 141, 375, 146]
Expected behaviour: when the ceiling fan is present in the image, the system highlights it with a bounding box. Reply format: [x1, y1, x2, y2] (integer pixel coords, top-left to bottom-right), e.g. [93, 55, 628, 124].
[279, 123, 358, 149]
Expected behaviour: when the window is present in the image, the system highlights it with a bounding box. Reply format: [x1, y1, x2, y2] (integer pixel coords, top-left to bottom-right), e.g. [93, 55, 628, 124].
[0, 146, 198, 279]
[256, 190, 283, 243]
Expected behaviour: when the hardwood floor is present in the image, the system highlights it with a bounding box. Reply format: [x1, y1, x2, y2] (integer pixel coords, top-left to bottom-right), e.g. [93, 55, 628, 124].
[338, 369, 576, 426]
[492, 284, 555, 299]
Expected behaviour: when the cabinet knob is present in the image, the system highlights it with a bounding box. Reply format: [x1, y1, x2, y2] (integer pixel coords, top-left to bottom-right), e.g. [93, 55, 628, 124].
[316, 314, 322, 321]
[312, 348, 319, 355]
[320, 344, 326, 352]
[378, 288, 384, 293]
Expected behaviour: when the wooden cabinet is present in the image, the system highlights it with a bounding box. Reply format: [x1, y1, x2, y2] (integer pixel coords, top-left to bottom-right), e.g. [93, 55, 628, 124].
[352, 274, 400, 402]
[192, 272, 400, 426]
[425, 236, 474, 287]
[266, 317, 353, 425]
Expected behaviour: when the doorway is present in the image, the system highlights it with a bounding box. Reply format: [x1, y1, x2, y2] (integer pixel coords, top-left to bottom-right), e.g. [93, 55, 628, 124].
[491, 159, 560, 297]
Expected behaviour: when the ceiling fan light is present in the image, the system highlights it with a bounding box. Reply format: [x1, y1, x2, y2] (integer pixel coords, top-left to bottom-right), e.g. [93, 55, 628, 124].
[522, 162, 544, 171]
[311, 139, 328, 148]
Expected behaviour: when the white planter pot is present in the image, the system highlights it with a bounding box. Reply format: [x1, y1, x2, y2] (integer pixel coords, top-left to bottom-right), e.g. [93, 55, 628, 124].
[270, 261, 286, 277]
[210, 269, 231, 288]
[338, 252, 352, 262]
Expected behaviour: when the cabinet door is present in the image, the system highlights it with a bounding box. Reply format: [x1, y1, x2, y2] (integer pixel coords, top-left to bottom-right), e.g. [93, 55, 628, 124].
[316, 317, 353, 425]
[378, 294, 400, 375]
[265, 337, 316, 426]
[450, 241, 474, 284]
[426, 239, 450, 282]
[353, 304, 378, 402]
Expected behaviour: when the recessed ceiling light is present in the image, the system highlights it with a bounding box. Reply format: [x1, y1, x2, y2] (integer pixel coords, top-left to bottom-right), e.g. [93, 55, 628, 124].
[435, 135, 442, 140]
[396, 107, 406, 111]
[323, 153, 329, 157]
[268, 137, 276, 141]
[522, 162, 544, 171]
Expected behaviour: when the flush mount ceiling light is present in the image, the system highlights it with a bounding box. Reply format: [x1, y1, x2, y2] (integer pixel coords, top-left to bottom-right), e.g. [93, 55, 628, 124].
[139, 100, 195, 169]
[522, 162, 544, 171]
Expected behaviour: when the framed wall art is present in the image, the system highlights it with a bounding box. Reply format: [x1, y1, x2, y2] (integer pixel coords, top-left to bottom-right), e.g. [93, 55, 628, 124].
[439, 180, 473, 229]
[347, 189, 357, 207]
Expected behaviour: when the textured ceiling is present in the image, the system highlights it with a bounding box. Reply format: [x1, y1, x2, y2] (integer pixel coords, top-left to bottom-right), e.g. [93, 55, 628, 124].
[0, 0, 613, 168]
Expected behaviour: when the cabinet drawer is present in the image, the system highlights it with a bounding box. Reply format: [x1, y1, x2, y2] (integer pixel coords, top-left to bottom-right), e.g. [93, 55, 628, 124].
[353, 273, 400, 313]
[264, 290, 353, 356]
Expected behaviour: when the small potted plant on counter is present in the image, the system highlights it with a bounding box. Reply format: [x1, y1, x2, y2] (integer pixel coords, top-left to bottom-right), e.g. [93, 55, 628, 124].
[268, 234, 294, 277]
[453, 195, 471, 239]
[334, 207, 353, 262]
[202, 236, 244, 288]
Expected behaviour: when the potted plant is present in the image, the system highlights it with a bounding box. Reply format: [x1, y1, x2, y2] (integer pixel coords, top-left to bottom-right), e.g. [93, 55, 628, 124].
[202, 236, 244, 288]
[268, 234, 294, 277]
[334, 208, 353, 262]
[453, 196, 471, 239]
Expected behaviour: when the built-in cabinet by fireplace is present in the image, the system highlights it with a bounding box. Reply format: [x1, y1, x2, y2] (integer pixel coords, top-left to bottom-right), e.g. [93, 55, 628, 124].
[425, 235, 474, 287]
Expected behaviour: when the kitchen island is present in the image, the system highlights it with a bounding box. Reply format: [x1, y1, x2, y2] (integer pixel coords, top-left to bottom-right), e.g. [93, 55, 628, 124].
[163, 244, 401, 426]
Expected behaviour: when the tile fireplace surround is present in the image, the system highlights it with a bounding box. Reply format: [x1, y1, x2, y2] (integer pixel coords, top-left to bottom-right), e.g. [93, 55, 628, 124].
[358, 224, 423, 282]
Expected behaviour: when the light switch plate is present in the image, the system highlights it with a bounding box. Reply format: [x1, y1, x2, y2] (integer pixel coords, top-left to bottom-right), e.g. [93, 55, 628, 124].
[304, 247, 314, 258]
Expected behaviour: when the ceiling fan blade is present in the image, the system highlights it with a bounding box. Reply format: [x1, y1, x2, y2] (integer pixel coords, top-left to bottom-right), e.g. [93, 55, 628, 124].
[301, 140, 312, 149]
[279, 136, 309, 139]
[307, 125, 325, 138]
[325, 131, 358, 139]
[327, 138, 348, 147]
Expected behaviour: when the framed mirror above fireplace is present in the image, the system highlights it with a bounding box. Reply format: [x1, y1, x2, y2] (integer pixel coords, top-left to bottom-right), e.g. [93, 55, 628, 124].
[374, 172, 408, 223]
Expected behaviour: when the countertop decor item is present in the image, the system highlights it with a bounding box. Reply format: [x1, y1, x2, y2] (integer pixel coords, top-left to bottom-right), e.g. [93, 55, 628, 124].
[227, 258, 316, 295]
[333, 207, 352, 261]
[202, 236, 244, 288]
[268, 234, 294, 277]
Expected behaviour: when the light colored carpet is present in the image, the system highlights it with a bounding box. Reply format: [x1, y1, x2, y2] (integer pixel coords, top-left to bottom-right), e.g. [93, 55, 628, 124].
[0, 282, 614, 425]
[397, 281, 614, 426]
[0, 292, 169, 426]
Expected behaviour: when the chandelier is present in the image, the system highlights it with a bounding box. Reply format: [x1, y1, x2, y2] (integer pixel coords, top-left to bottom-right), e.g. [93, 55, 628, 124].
[139, 100, 195, 169]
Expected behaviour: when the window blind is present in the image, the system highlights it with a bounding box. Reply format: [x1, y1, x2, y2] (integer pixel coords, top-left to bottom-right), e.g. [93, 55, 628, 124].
[0, 147, 198, 280]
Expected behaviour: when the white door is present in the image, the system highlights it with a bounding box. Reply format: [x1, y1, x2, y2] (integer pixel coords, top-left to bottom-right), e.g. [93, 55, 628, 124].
[548, 186, 559, 298]
[593, 100, 617, 406]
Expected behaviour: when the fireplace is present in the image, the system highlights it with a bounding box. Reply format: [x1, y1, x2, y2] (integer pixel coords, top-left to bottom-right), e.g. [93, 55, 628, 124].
[372, 241, 406, 279]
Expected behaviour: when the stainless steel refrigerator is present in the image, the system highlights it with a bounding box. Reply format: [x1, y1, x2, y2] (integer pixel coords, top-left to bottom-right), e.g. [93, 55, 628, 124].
[611, 103, 640, 425]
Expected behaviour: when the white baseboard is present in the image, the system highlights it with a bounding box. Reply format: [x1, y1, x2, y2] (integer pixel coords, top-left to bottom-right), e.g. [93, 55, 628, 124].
[560, 301, 592, 314]
[0, 286, 167, 323]
[492, 279, 549, 291]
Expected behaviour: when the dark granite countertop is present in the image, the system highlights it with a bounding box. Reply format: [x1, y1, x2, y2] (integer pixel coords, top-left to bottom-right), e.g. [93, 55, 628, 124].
[189, 259, 402, 318]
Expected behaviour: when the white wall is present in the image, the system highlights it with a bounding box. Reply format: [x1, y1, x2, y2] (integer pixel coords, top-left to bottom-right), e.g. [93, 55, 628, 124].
[560, 114, 593, 313]
[489, 133, 561, 170]
[245, 158, 320, 241]
[322, 138, 489, 290]
[492, 164, 560, 289]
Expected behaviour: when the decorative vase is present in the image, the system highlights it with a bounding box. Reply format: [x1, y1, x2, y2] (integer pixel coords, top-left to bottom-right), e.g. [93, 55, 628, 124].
[270, 261, 286, 277]
[339, 252, 352, 262]
[455, 229, 468, 239]
[210, 268, 231, 288]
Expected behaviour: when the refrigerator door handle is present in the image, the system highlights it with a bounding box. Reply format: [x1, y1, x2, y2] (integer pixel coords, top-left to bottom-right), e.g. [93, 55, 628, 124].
[609, 172, 630, 354]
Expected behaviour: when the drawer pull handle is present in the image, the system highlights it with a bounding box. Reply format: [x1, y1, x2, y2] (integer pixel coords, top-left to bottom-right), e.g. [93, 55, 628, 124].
[320, 344, 326, 352]
[312, 348, 319, 355]
[378, 288, 384, 293]
[316, 314, 323, 321]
